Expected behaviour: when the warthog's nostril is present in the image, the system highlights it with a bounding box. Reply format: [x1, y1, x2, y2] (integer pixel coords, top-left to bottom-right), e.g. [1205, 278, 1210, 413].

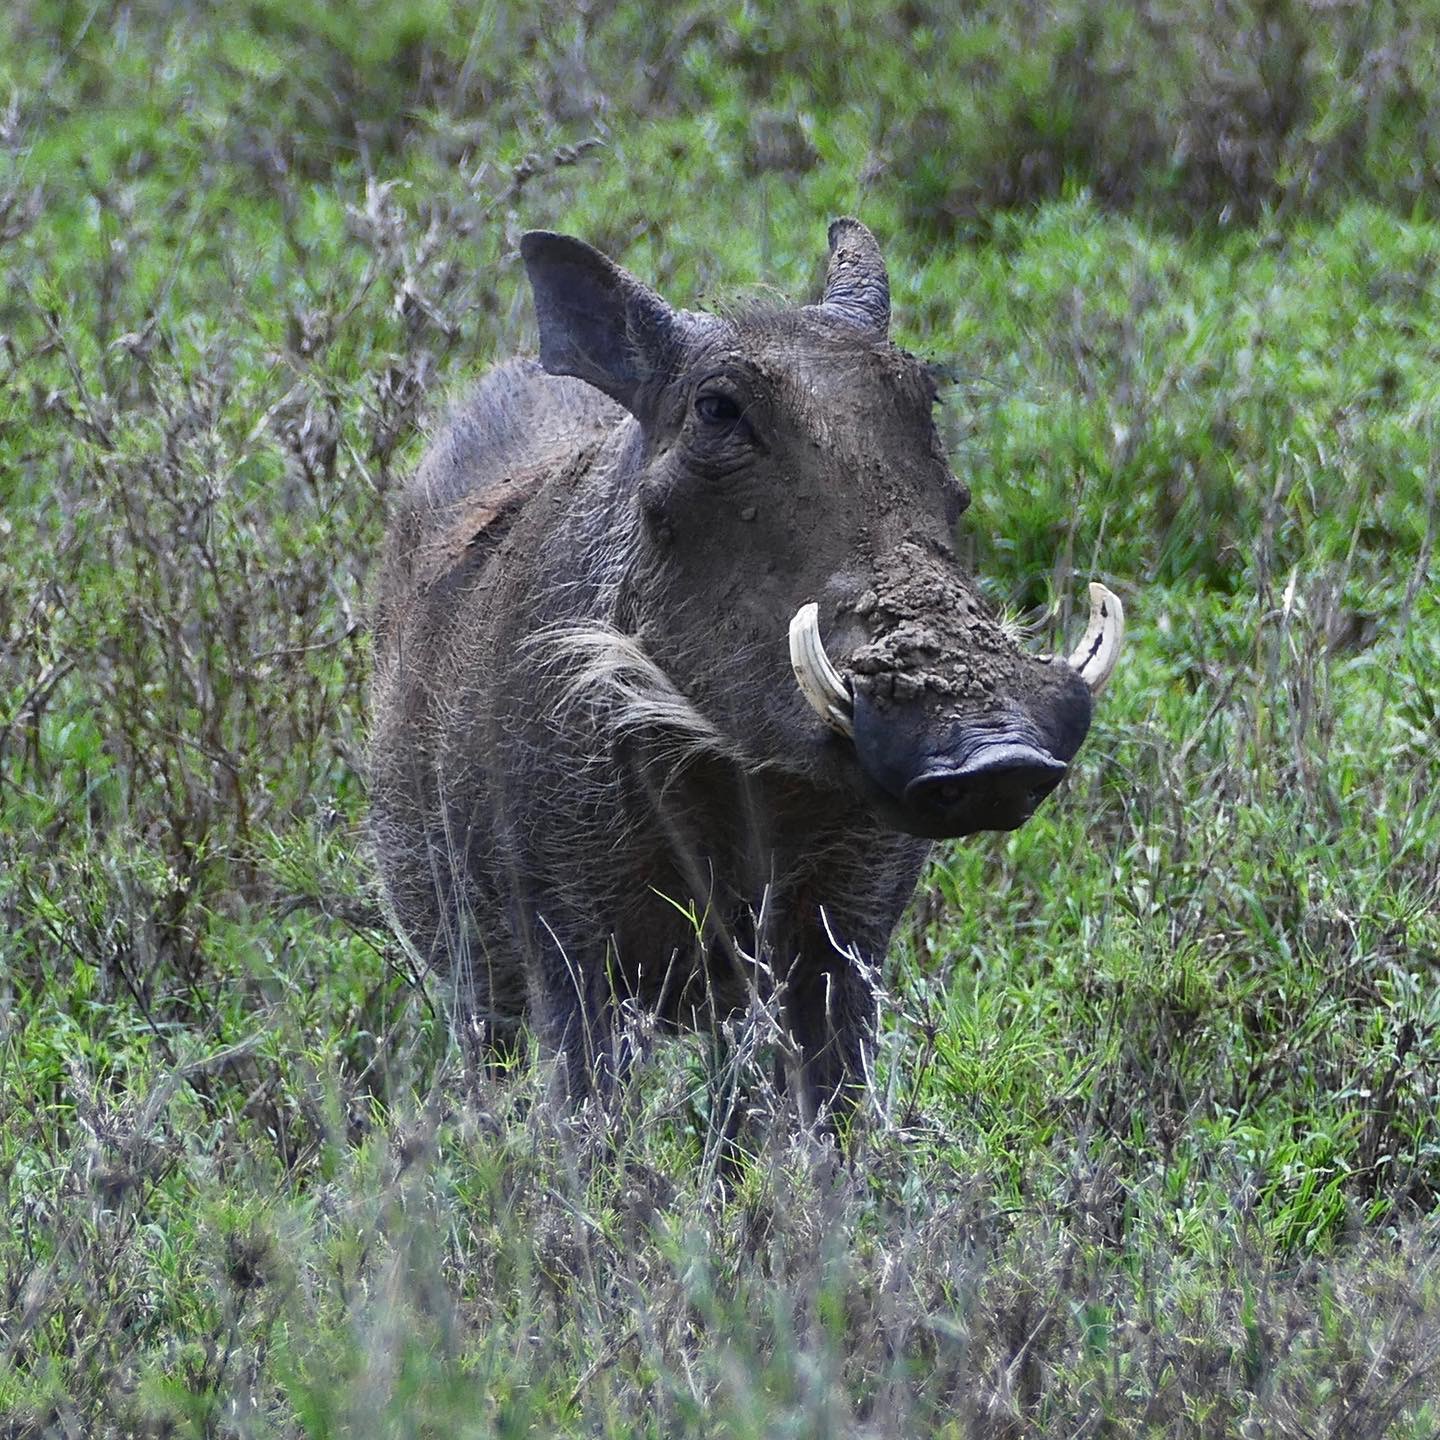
[905, 742, 1068, 830]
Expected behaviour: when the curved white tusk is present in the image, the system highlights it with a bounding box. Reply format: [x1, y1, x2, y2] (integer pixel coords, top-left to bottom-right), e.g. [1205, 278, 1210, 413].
[1065, 583, 1125, 694]
[788, 603, 855, 738]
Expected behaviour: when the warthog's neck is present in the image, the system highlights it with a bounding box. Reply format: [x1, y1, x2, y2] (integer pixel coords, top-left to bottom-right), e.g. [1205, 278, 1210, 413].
[525, 415, 648, 630]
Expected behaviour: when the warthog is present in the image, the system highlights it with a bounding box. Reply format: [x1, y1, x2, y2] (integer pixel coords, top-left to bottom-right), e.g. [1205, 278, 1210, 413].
[370, 219, 1122, 1119]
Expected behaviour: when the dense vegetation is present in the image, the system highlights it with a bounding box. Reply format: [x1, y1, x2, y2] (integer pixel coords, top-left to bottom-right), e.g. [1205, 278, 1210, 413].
[2, 1, 1438, 1434]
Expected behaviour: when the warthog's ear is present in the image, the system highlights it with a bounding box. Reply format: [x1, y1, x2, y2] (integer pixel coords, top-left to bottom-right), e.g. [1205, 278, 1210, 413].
[817, 217, 890, 339]
[520, 232, 679, 414]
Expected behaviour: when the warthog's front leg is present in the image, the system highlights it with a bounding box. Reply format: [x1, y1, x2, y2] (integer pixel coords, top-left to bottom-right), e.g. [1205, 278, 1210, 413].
[777, 936, 879, 1127]
[530, 921, 633, 1106]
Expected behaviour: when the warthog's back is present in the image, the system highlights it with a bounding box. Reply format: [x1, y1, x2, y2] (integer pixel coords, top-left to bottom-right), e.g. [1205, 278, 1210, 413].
[375, 357, 617, 643]
[369, 358, 618, 985]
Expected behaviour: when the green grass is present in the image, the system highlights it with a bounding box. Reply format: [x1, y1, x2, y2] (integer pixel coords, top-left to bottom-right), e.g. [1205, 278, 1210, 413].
[2, 1, 1439, 1435]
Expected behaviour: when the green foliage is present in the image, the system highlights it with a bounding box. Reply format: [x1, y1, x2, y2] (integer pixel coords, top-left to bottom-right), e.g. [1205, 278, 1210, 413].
[2, 1, 1439, 1435]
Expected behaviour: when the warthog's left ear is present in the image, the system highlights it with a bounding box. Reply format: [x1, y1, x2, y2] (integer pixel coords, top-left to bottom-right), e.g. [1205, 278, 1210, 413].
[521, 232, 680, 415]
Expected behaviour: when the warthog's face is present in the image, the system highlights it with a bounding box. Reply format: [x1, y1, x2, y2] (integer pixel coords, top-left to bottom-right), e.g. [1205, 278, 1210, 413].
[522, 222, 1122, 840]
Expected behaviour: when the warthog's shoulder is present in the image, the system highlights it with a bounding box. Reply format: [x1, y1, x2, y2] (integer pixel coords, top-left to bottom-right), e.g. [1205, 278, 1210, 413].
[379, 358, 617, 620]
[410, 446, 602, 596]
[406, 358, 619, 511]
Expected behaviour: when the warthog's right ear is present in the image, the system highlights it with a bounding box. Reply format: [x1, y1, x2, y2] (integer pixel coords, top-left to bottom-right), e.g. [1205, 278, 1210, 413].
[520, 232, 680, 415]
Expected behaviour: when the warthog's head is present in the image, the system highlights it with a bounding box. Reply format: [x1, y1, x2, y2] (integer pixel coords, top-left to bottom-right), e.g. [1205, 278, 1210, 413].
[522, 220, 1122, 840]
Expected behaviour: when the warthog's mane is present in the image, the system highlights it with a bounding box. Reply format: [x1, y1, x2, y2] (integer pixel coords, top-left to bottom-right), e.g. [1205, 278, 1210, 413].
[533, 621, 742, 763]
[525, 605, 803, 788]
[705, 297, 950, 402]
[518, 462, 785, 779]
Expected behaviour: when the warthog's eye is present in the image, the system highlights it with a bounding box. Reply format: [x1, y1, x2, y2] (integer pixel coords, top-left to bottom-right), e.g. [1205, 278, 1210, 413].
[694, 390, 744, 427]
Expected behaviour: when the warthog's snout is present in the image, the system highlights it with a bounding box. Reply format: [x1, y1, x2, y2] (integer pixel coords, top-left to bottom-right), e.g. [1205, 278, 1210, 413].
[790, 582, 1124, 838]
[850, 689, 1090, 839]
[907, 744, 1068, 833]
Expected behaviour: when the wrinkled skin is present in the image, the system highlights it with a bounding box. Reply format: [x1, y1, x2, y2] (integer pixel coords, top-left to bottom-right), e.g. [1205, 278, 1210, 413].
[370, 221, 1092, 1120]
